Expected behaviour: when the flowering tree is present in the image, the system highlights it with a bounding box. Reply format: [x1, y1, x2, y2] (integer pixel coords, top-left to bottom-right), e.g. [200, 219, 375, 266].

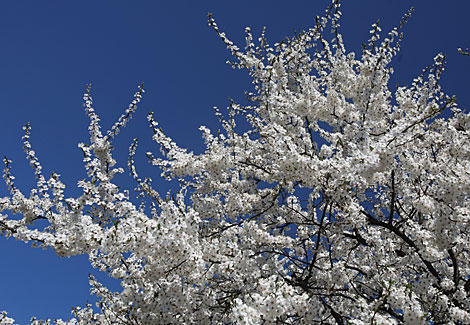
[1, 1, 470, 324]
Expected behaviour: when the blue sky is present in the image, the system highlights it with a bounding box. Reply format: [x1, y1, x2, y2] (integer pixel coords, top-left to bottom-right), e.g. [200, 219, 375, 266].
[0, 0, 469, 323]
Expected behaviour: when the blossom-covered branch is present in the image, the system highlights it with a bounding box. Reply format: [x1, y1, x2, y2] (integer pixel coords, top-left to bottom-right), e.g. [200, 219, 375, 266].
[1, 0, 469, 323]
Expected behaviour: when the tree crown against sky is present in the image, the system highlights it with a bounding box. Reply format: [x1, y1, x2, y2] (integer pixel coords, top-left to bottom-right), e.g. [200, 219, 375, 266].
[1, 0, 470, 324]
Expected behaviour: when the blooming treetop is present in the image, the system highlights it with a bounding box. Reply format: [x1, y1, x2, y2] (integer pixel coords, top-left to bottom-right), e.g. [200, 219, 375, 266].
[1, 1, 470, 324]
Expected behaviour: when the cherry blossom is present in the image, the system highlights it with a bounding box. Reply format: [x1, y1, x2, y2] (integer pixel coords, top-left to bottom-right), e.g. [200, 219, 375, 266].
[1, 0, 469, 323]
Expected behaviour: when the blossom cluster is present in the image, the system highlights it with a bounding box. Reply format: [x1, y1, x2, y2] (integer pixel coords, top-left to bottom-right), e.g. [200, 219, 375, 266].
[1, 0, 469, 323]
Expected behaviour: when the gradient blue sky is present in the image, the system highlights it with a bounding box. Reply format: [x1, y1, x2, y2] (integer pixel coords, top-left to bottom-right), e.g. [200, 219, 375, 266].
[0, 1, 469, 323]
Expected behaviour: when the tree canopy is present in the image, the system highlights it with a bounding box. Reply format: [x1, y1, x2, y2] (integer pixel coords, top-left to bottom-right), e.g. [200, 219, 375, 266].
[1, 1, 469, 324]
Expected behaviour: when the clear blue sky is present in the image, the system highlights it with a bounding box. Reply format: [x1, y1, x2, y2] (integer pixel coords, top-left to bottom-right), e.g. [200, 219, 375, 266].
[0, 1, 468, 323]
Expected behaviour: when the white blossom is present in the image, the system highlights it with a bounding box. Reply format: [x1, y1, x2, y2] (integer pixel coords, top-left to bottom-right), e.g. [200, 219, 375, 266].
[1, 1, 469, 324]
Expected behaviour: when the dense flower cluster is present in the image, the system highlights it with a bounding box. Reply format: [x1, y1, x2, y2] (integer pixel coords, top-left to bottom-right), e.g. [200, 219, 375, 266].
[1, 1, 469, 323]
